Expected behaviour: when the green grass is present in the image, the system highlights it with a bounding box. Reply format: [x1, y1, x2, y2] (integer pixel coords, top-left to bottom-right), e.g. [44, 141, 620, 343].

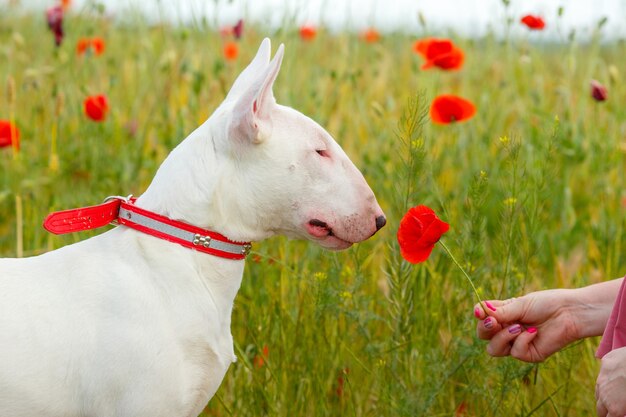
[1, 6, 625, 416]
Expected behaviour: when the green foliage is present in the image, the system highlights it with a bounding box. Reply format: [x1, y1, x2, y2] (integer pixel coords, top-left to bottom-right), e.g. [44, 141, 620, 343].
[1, 9, 625, 416]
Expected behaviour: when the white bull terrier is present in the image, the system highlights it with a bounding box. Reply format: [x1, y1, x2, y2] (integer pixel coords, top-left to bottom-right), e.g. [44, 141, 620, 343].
[0, 39, 385, 417]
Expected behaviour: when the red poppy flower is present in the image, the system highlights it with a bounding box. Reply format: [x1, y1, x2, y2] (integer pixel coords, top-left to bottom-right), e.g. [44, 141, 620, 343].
[520, 15, 545, 30]
[299, 25, 317, 41]
[413, 38, 433, 56]
[590, 79, 608, 102]
[413, 38, 464, 71]
[362, 28, 380, 43]
[397, 205, 449, 264]
[84, 95, 109, 122]
[430, 95, 476, 124]
[76, 38, 90, 54]
[223, 42, 239, 61]
[90, 37, 105, 55]
[0, 120, 20, 150]
[254, 345, 269, 368]
[233, 19, 244, 39]
[76, 37, 105, 56]
[455, 401, 468, 417]
[46, 5, 64, 46]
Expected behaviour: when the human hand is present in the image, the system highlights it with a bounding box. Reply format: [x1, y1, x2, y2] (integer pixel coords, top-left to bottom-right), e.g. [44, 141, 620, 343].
[473, 289, 582, 363]
[596, 346, 626, 417]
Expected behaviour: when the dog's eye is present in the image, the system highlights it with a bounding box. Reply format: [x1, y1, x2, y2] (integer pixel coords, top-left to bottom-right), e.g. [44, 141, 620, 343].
[316, 149, 330, 158]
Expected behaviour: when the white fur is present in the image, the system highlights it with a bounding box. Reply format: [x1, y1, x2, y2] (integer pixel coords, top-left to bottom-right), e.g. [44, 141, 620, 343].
[0, 39, 384, 417]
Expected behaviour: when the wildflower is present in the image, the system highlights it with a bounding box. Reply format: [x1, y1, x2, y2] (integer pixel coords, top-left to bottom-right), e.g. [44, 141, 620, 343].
[398, 205, 486, 310]
[76, 37, 105, 56]
[335, 368, 349, 398]
[91, 37, 105, 54]
[590, 79, 608, 102]
[455, 401, 468, 417]
[520, 15, 546, 30]
[46, 5, 64, 46]
[223, 42, 239, 61]
[339, 291, 352, 300]
[413, 37, 433, 56]
[0, 120, 20, 150]
[413, 38, 464, 71]
[397, 205, 449, 264]
[299, 25, 317, 41]
[430, 95, 476, 124]
[233, 19, 244, 39]
[397, 206, 489, 314]
[362, 28, 380, 43]
[83, 95, 109, 122]
[313, 271, 327, 281]
[61, 0, 71, 9]
[253, 345, 269, 368]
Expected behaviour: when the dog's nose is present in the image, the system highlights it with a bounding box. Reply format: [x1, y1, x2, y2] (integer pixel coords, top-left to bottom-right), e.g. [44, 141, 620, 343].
[375, 215, 386, 231]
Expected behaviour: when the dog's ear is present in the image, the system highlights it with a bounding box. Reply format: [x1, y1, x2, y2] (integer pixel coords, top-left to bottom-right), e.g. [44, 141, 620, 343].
[229, 43, 284, 144]
[226, 38, 272, 100]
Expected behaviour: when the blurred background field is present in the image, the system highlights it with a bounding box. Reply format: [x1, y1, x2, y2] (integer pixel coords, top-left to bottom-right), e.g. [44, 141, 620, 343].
[1, 1, 625, 415]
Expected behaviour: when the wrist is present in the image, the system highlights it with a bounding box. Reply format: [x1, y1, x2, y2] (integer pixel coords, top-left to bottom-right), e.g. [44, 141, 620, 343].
[570, 280, 622, 339]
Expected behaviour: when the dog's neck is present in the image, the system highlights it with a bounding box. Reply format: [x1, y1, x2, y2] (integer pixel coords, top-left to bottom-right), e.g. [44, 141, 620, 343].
[134, 116, 255, 245]
[132, 118, 248, 320]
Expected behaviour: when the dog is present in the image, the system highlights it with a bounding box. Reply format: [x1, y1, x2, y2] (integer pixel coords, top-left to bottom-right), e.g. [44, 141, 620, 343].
[0, 39, 385, 417]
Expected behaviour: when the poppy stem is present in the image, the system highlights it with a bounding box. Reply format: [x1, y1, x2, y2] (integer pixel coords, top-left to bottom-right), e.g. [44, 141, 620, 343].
[438, 240, 488, 315]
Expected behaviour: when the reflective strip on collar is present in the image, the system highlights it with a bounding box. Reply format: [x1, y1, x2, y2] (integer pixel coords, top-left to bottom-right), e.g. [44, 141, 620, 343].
[118, 207, 248, 256]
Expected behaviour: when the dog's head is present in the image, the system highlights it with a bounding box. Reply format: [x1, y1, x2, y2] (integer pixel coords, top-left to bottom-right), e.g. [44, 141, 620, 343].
[154, 39, 385, 250]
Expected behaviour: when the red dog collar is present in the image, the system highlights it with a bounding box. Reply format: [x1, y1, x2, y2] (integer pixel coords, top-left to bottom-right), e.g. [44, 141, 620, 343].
[43, 196, 251, 260]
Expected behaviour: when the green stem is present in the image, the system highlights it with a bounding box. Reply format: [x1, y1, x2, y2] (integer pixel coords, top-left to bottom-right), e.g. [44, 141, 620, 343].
[438, 240, 487, 315]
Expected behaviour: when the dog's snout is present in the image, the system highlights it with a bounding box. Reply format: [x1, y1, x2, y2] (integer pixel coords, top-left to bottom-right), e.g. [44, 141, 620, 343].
[375, 215, 386, 231]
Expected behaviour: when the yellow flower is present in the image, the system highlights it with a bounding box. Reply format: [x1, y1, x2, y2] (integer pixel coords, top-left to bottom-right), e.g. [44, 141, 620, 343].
[313, 272, 327, 282]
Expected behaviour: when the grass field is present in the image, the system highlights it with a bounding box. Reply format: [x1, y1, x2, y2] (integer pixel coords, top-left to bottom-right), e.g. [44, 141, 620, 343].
[1, 4, 625, 416]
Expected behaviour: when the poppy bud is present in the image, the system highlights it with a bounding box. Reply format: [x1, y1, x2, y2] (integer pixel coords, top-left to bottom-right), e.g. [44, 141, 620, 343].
[233, 19, 244, 39]
[46, 5, 64, 46]
[590, 79, 608, 102]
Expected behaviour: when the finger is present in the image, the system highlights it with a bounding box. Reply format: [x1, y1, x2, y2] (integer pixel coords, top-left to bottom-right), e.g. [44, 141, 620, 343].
[597, 398, 608, 417]
[477, 316, 503, 340]
[486, 324, 524, 357]
[509, 327, 541, 362]
[473, 300, 504, 320]
[474, 297, 526, 324]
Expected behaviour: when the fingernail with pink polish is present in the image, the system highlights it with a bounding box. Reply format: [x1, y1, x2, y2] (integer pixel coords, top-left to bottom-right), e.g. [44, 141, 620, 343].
[484, 317, 493, 329]
[486, 301, 497, 312]
[527, 327, 537, 334]
[474, 307, 481, 318]
[508, 324, 522, 335]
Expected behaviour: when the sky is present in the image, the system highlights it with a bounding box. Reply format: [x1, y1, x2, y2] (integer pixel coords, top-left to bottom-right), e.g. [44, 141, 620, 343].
[11, 0, 626, 40]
